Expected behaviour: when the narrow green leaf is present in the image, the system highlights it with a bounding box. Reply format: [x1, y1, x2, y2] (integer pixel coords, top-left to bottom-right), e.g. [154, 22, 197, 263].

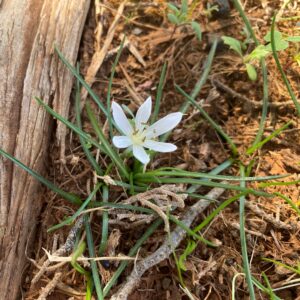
[246, 121, 292, 155]
[169, 215, 216, 247]
[270, 15, 300, 116]
[85, 101, 129, 179]
[48, 183, 101, 232]
[286, 36, 300, 42]
[193, 193, 244, 233]
[190, 21, 202, 42]
[55, 46, 109, 118]
[75, 67, 103, 176]
[135, 168, 288, 182]
[35, 97, 107, 154]
[181, 0, 189, 15]
[99, 185, 109, 255]
[84, 215, 104, 300]
[107, 36, 125, 138]
[239, 165, 256, 300]
[152, 62, 167, 124]
[274, 192, 300, 216]
[0, 148, 81, 205]
[178, 240, 197, 271]
[262, 258, 300, 276]
[176, 85, 239, 156]
[136, 176, 272, 197]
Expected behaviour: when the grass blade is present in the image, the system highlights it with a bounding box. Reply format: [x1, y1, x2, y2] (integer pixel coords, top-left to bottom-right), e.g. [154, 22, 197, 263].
[47, 183, 101, 232]
[35, 97, 107, 154]
[103, 219, 163, 296]
[0, 148, 81, 205]
[239, 165, 256, 300]
[84, 215, 104, 300]
[181, 39, 218, 114]
[232, 0, 269, 146]
[246, 121, 292, 155]
[75, 66, 103, 176]
[135, 168, 289, 182]
[152, 62, 167, 123]
[274, 192, 300, 216]
[270, 15, 300, 115]
[175, 85, 239, 156]
[136, 175, 271, 197]
[99, 185, 109, 255]
[85, 101, 129, 179]
[107, 36, 126, 137]
[193, 193, 243, 233]
[55, 46, 109, 118]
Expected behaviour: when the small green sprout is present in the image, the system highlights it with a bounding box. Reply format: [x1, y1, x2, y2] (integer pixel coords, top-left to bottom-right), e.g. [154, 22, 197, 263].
[167, 0, 202, 42]
[222, 29, 300, 81]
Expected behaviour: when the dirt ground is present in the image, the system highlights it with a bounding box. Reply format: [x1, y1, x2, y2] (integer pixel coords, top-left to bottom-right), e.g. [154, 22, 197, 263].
[23, 1, 300, 299]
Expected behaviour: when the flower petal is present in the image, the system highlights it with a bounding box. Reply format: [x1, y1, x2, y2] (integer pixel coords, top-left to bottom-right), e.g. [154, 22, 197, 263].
[112, 136, 132, 148]
[133, 145, 150, 164]
[135, 96, 152, 131]
[112, 101, 133, 135]
[143, 140, 177, 152]
[145, 112, 183, 138]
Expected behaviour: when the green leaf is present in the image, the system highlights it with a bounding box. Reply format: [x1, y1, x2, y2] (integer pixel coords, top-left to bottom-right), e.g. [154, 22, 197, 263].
[178, 240, 197, 271]
[167, 13, 179, 24]
[167, 3, 180, 15]
[190, 21, 202, 42]
[222, 36, 243, 57]
[286, 36, 300, 42]
[245, 45, 270, 62]
[264, 30, 282, 42]
[246, 63, 257, 81]
[181, 0, 189, 15]
[264, 30, 289, 51]
[266, 39, 289, 51]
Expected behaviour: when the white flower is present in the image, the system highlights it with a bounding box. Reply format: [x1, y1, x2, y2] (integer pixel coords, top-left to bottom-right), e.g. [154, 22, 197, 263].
[112, 97, 182, 164]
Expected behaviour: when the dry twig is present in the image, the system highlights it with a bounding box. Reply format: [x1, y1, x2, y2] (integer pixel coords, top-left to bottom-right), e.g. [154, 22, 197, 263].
[211, 76, 295, 109]
[123, 185, 187, 232]
[31, 217, 84, 284]
[111, 186, 225, 300]
[37, 272, 62, 300]
[246, 201, 298, 231]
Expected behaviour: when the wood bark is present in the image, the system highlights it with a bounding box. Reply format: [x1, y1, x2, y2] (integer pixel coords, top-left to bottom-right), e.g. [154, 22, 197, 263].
[0, 0, 90, 299]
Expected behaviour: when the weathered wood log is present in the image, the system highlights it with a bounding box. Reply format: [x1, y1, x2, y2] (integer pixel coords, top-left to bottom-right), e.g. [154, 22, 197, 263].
[0, 1, 90, 298]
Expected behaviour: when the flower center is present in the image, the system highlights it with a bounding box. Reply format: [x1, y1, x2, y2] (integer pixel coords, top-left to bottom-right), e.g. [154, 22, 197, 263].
[131, 130, 145, 146]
